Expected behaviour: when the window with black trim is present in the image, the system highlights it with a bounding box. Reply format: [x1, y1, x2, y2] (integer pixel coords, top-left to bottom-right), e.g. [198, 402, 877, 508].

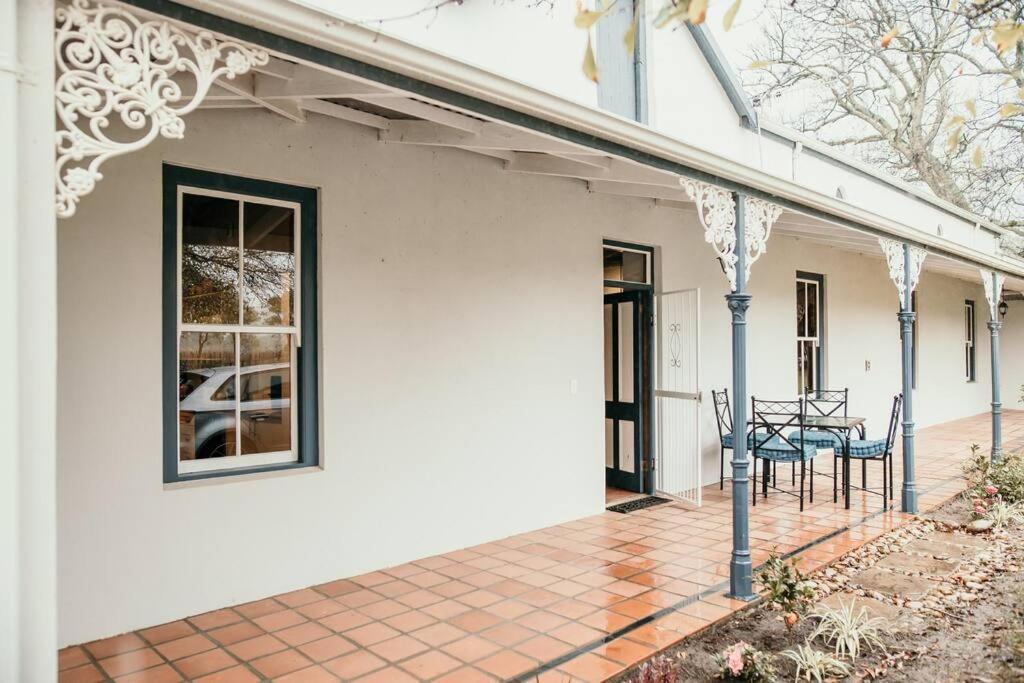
[796, 272, 825, 393]
[163, 165, 318, 482]
[964, 299, 976, 382]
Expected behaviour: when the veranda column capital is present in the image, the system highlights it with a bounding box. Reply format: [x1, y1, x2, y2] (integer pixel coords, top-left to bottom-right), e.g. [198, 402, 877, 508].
[980, 268, 1005, 321]
[680, 180, 781, 292]
[878, 237, 926, 303]
[54, 0, 269, 218]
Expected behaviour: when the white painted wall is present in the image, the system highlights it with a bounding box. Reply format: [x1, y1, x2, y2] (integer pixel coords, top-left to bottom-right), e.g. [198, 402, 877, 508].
[58, 107, 1019, 645]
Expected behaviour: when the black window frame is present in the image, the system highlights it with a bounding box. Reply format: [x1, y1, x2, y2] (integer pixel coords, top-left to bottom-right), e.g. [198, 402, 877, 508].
[162, 164, 319, 483]
[964, 299, 976, 382]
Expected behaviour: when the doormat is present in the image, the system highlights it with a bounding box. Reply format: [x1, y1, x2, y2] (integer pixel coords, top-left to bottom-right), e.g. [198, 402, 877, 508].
[606, 496, 672, 514]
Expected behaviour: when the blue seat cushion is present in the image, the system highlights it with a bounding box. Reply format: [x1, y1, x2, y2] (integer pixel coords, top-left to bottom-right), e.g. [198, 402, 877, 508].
[721, 431, 772, 449]
[787, 429, 846, 449]
[752, 438, 817, 462]
[847, 439, 887, 458]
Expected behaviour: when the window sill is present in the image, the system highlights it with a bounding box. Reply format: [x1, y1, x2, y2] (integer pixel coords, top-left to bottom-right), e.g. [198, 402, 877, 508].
[164, 460, 320, 489]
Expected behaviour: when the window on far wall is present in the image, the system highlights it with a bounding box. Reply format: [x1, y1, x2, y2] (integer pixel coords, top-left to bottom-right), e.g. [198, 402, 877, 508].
[796, 272, 825, 393]
[964, 299, 976, 382]
[164, 165, 318, 482]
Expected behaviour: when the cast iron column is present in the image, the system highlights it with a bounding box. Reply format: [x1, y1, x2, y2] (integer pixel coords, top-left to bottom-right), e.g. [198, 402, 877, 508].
[727, 194, 754, 600]
[899, 244, 918, 514]
[989, 300, 1003, 463]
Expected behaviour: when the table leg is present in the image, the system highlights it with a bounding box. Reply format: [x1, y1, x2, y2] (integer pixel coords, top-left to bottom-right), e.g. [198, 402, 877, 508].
[844, 434, 852, 510]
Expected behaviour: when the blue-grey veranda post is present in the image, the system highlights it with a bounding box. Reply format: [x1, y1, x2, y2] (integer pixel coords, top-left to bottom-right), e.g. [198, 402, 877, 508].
[899, 243, 918, 514]
[727, 193, 754, 600]
[989, 271, 1003, 464]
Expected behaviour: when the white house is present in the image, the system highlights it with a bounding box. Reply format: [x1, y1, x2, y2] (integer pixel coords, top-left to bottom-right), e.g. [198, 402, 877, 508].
[5, 0, 1024, 680]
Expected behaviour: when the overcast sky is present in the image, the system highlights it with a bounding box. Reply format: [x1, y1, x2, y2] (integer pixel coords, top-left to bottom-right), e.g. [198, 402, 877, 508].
[704, 0, 772, 71]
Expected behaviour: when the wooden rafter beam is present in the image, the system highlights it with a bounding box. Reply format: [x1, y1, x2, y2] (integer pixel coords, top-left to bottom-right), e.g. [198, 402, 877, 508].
[379, 120, 604, 156]
[299, 98, 391, 129]
[505, 152, 679, 187]
[587, 180, 688, 202]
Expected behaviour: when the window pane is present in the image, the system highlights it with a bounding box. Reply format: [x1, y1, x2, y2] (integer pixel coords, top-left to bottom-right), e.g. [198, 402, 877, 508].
[603, 248, 648, 284]
[807, 283, 818, 337]
[239, 333, 292, 455]
[244, 203, 296, 326]
[621, 251, 646, 283]
[182, 194, 240, 324]
[179, 331, 236, 461]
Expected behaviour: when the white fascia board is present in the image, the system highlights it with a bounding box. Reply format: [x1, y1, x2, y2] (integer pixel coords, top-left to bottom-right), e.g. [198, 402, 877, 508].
[164, 0, 1023, 278]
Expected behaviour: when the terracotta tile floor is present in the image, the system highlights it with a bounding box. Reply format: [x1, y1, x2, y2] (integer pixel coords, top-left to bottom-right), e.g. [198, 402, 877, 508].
[60, 411, 1024, 683]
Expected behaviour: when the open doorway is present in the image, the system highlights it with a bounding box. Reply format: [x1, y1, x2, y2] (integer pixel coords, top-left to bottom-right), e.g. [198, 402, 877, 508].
[603, 241, 654, 502]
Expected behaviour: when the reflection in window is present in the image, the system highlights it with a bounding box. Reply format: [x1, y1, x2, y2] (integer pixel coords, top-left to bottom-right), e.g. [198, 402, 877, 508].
[177, 189, 299, 474]
[178, 331, 236, 461]
[182, 195, 240, 325]
[603, 247, 649, 284]
[240, 334, 291, 455]
[243, 203, 295, 326]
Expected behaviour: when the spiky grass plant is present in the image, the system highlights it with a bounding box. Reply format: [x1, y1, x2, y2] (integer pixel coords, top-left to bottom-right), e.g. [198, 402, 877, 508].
[781, 644, 851, 682]
[810, 599, 889, 662]
[985, 500, 1024, 528]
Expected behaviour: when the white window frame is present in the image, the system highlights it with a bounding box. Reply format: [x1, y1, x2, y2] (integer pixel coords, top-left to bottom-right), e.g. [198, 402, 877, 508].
[176, 185, 301, 475]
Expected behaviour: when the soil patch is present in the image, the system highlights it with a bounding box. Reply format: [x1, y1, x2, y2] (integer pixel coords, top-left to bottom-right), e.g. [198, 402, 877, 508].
[616, 495, 1024, 682]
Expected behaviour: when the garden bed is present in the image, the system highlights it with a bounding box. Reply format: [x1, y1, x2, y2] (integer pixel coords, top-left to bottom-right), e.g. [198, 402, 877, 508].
[618, 463, 1024, 682]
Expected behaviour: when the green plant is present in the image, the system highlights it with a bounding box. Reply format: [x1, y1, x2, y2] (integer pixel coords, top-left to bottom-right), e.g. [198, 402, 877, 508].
[810, 599, 889, 661]
[781, 644, 851, 682]
[757, 552, 815, 627]
[714, 641, 777, 682]
[984, 500, 1024, 528]
[964, 446, 1024, 504]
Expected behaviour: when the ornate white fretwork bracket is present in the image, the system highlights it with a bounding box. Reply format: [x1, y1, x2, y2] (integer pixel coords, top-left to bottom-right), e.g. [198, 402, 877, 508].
[55, 0, 269, 218]
[878, 237, 926, 303]
[980, 269, 1005, 321]
[680, 179, 782, 291]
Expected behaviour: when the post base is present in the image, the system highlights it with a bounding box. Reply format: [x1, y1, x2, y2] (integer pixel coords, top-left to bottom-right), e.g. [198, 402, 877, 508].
[901, 485, 918, 515]
[728, 557, 754, 601]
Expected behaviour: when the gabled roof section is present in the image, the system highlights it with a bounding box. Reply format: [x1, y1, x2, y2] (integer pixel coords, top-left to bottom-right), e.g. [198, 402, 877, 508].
[685, 24, 758, 131]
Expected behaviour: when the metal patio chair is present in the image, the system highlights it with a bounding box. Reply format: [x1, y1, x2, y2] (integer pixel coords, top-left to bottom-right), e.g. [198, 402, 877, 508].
[712, 388, 771, 489]
[790, 387, 851, 450]
[751, 397, 818, 512]
[842, 393, 902, 509]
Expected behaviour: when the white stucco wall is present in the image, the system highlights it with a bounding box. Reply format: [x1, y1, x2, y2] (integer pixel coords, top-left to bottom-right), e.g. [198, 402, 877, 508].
[57, 107, 1015, 645]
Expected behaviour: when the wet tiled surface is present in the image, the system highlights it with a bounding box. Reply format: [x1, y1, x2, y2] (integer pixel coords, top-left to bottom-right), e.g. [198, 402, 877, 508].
[60, 411, 1023, 682]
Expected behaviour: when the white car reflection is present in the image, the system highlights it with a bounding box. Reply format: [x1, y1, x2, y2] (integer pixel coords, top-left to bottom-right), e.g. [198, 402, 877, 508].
[179, 363, 291, 459]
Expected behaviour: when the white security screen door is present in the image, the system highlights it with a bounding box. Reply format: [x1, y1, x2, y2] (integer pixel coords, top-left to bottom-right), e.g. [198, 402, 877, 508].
[655, 288, 701, 506]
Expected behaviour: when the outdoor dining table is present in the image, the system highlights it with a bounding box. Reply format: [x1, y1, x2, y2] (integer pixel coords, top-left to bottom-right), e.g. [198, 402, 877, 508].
[747, 414, 866, 510]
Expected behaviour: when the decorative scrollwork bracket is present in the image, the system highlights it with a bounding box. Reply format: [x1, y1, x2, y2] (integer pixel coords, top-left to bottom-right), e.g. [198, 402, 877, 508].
[980, 269, 1005, 321]
[879, 237, 926, 303]
[54, 0, 269, 218]
[680, 180, 782, 292]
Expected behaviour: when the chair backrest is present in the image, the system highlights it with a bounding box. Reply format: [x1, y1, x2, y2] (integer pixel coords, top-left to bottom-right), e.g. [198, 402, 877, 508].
[884, 393, 904, 454]
[804, 387, 848, 418]
[712, 388, 733, 438]
[751, 397, 805, 452]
